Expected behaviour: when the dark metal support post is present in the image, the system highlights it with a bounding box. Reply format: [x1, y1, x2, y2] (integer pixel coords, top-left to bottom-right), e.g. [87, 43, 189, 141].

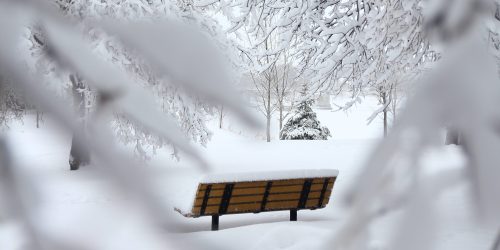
[212, 215, 219, 231]
[290, 209, 297, 221]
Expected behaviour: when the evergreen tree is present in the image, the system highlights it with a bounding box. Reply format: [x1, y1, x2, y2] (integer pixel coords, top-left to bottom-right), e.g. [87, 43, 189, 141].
[279, 88, 331, 140]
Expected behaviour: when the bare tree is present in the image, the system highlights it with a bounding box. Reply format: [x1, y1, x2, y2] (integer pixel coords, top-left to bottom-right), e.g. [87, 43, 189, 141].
[273, 54, 301, 130]
[217, 105, 225, 129]
[366, 85, 392, 138]
[249, 65, 277, 142]
[389, 83, 399, 125]
[239, 16, 282, 142]
[0, 80, 25, 128]
[380, 88, 389, 138]
[68, 74, 90, 170]
[36, 109, 42, 128]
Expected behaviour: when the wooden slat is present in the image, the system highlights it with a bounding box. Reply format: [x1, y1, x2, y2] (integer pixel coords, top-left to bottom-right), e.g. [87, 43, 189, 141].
[198, 183, 226, 191]
[310, 183, 329, 191]
[227, 203, 261, 213]
[200, 189, 224, 197]
[267, 192, 300, 201]
[306, 182, 334, 194]
[202, 206, 220, 215]
[269, 185, 303, 193]
[233, 181, 267, 188]
[305, 198, 320, 208]
[229, 194, 263, 204]
[194, 197, 222, 207]
[312, 178, 328, 184]
[232, 187, 266, 196]
[265, 200, 300, 210]
[307, 191, 323, 199]
[197, 187, 266, 199]
[272, 179, 307, 186]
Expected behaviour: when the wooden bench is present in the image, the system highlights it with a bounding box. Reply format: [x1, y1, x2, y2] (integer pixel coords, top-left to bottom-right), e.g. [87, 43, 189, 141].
[175, 169, 338, 230]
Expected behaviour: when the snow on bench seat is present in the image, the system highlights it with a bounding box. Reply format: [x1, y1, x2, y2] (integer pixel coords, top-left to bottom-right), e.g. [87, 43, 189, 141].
[199, 169, 339, 184]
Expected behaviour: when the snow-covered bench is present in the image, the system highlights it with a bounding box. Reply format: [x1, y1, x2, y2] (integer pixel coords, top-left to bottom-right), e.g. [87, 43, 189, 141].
[175, 169, 339, 231]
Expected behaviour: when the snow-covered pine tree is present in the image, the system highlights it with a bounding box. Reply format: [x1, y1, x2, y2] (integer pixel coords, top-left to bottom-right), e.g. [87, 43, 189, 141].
[279, 87, 331, 140]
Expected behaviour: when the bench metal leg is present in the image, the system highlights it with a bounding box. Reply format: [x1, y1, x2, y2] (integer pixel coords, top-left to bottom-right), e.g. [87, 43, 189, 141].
[290, 209, 297, 221]
[212, 215, 219, 231]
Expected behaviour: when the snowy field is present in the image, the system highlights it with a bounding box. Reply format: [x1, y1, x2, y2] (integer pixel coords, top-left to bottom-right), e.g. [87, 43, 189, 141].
[1, 96, 496, 250]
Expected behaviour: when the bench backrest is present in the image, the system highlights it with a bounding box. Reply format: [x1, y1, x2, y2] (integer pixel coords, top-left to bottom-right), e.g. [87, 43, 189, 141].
[190, 176, 337, 217]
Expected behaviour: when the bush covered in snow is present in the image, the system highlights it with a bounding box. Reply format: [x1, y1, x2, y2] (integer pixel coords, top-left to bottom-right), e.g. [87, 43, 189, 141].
[279, 99, 331, 140]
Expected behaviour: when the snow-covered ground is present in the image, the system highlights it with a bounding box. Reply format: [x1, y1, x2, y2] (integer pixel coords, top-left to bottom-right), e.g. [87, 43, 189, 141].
[1, 96, 496, 250]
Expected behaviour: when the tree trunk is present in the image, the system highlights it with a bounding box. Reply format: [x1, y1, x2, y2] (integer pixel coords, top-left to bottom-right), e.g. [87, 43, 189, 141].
[392, 90, 397, 124]
[382, 91, 388, 137]
[445, 128, 460, 145]
[69, 136, 88, 171]
[279, 102, 284, 130]
[69, 74, 89, 171]
[266, 113, 271, 142]
[218, 105, 224, 129]
[383, 109, 388, 137]
[36, 110, 40, 128]
[266, 78, 272, 142]
[392, 107, 396, 125]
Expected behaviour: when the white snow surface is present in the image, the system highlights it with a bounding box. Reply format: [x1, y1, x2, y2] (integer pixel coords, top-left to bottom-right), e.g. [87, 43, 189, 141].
[1, 96, 496, 250]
